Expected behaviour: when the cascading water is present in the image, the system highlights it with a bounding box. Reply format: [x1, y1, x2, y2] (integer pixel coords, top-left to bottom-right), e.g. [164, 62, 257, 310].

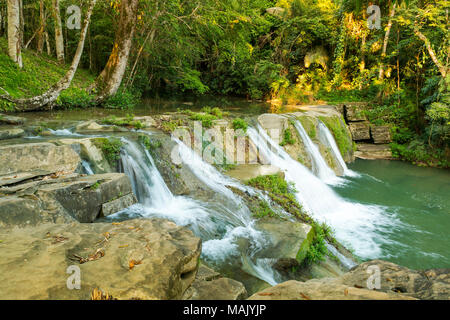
[115, 137, 280, 285]
[81, 160, 94, 175]
[248, 125, 400, 260]
[292, 119, 342, 185]
[317, 121, 359, 177]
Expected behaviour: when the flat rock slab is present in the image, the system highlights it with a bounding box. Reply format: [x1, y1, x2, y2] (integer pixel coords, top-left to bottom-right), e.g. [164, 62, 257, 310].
[355, 143, 392, 160]
[183, 265, 247, 300]
[0, 142, 80, 176]
[0, 219, 201, 300]
[371, 125, 392, 144]
[349, 122, 371, 141]
[344, 104, 368, 122]
[0, 114, 26, 125]
[0, 128, 25, 140]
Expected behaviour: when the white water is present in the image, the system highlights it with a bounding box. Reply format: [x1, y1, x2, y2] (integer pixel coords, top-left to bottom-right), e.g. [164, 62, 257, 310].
[248, 126, 398, 259]
[81, 160, 94, 175]
[116, 137, 279, 285]
[292, 120, 343, 185]
[317, 121, 359, 177]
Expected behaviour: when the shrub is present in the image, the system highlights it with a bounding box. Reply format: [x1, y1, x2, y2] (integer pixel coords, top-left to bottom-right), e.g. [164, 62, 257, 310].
[232, 118, 248, 132]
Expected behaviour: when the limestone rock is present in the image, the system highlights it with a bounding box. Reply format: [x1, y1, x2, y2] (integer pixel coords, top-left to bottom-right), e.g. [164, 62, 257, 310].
[0, 142, 80, 176]
[258, 114, 289, 145]
[355, 143, 392, 160]
[266, 7, 285, 17]
[339, 260, 450, 300]
[0, 114, 26, 125]
[255, 217, 314, 269]
[75, 121, 126, 133]
[0, 219, 201, 300]
[248, 279, 416, 300]
[344, 104, 367, 122]
[371, 125, 392, 144]
[133, 116, 157, 128]
[183, 265, 247, 300]
[349, 122, 371, 141]
[0, 173, 136, 225]
[0, 128, 25, 140]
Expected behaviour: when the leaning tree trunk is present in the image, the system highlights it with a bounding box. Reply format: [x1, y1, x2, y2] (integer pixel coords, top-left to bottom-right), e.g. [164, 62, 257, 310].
[379, 2, 396, 80]
[7, 0, 23, 68]
[95, 0, 139, 102]
[1, 0, 97, 111]
[414, 28, 448, 78]
[52, 0, 64, 63]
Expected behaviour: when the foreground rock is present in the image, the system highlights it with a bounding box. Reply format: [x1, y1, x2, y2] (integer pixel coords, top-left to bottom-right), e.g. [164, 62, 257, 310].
[0, 219, 201, 300]
[183, 265, 247, 300]
[355, 143, 392, 160]
[0, 173, 136, 225]
[249, 260, 450, 300]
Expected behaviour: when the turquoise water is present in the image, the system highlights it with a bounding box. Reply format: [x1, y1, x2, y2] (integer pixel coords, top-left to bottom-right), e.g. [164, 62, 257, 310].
[334, 159, 450, 270]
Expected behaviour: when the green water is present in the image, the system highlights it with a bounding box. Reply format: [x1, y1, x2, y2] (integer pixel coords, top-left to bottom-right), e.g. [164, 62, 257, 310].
[334, 159, 450, 270]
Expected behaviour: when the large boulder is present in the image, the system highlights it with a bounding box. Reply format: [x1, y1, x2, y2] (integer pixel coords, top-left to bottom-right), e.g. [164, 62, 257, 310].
[339, 260, 450, 300]
[371, 125, 392, 144]
[248, 279, 415, 300]
[183, 265, 248, 300]
[0, 173, 137, 225]
[0, 128, 25, 140]
[355, 143, 392, 160]
[349, 122, 371, 141]
[0, 142, 80, 176]
[255, 217, 314, 269]
[0, 218, 201, 300]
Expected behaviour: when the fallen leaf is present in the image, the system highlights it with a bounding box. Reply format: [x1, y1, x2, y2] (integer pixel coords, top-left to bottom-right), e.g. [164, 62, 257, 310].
[300, 292, 311, 300]
[354, 284, 363, 289]
[344, 288, 349, 296]
[258, 292, 273, 296]
[386, 278, 392, 282]
[118, 244, 129, 248]
[129, 259, 142, 270]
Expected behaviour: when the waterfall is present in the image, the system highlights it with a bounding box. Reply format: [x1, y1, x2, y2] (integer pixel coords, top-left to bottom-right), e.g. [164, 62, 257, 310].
[317, 121, 359, 177]
[248, 125, 397, 260]
[81, 160, 94, 175]
[292, 120, 343, 185]
[116, 137, 279, 285]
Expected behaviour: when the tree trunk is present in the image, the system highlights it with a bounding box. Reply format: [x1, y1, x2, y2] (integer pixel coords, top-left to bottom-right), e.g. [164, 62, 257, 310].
[414, 29, 448, 78]
[52, 0, 65, 63]
[7, 0, 23, 68]
[1, 0, 97, 111]
[37, 0, 45, 53]
[95, 0, 139, 102]
[379, 2, 396, 80]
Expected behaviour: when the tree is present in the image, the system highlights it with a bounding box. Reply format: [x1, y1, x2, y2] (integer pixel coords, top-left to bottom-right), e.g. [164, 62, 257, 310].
[1, 0, 97, 111]
[94, 0, 139, 102]
[52, 0, 64, 63]
[379, 1, 397, 80]
[7, 0, 23, 68]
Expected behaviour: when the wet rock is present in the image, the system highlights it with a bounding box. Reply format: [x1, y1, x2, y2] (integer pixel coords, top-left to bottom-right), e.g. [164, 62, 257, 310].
[257, 114, 289, 145]
[101, 193, 137, 217]
[339, 260, 450, 300]
[355, 143, 392, 160]
[75, 121, 127, 133]
[344, 103, 367, 122]
[0, 114, 26, 125]
[255, 217, 314, 269]
[0, 142, 80, 176]
[348, 122, 371, 141]
[0, 218, 201, 300]
[248, 279, 416, 300]
[0, 196, 48, 227]
[371, 125, 392, 144]
[0, 128, 25, 140]
[133, 116, 157, 128]
[183, 265, 247, 300]
[56, 138, 112, 173]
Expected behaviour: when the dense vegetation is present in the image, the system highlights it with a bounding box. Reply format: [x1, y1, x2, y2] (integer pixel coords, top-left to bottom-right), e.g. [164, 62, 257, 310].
[0, 0, 448, 166]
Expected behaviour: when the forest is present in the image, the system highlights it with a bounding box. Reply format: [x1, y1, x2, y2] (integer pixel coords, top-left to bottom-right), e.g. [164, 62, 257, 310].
[0, 0, 449, 166]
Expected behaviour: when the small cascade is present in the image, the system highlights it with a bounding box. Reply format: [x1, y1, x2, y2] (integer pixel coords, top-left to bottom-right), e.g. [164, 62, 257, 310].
[317, 121, 359, 177]
[81, 160, 94, 175]
[292, 119, 342, 185]
[48, 128, 83, 136]
[248, 126, 397, 260]
[117, 137, 280, 285]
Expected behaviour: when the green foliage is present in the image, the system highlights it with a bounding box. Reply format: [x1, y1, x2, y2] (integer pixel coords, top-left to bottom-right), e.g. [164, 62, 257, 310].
[101, 114, 144, 129]
[246, 173, 311, 223]
[102, 89, 141, 110]
[161, 119, 183, 133]
[319, 116, 352, 157]
[232, 118, 248, 132]
[139, 135, 162, 151]
[190, 113, 217, 128]
[252, 200, 277, 219]
[94, 138, 123, 166]
[280, 128, 296, 146]
[304, 221, 337, 265]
